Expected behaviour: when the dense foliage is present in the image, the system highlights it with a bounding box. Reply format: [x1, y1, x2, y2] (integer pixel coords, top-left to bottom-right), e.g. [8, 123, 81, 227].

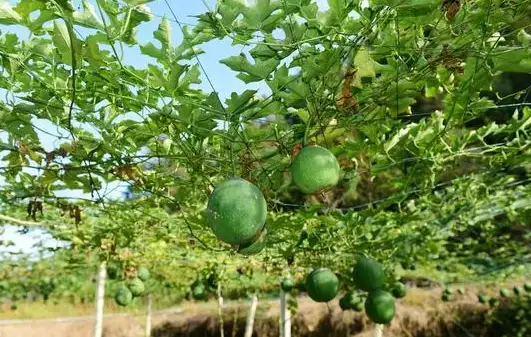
[0, 0, 530, 322]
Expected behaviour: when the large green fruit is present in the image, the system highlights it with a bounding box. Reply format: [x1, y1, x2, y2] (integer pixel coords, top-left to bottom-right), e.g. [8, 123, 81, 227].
[391, 282, 407, 298]
[207, 178, 267, 245]
[238, 228, 267, 256]
[364, 290, 396, 324]
[127, 278, 145, 297]
[352, 258, 385, 292]
[305, 268, 339, 302]
[138, 267, 150, 282]
[291, 145, 340, 194]
[115, 287, 133, 306]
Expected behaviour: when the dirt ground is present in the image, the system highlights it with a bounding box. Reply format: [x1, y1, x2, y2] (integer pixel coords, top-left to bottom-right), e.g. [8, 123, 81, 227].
[0, 285, 497, 337]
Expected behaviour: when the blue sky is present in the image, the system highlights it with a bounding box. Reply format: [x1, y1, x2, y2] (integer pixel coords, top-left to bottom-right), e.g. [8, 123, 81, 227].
[0, 0, 332, 254]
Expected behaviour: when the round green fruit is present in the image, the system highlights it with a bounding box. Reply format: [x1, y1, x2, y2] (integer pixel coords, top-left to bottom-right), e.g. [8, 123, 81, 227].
[137, 267, 150, 282]
[489, 297, 499, 307]
[114, 287, 133, 306]
[478, 294, 487, 304]
[127, 278, 145, 297]
[291, 145, 340, 194]
[391, 282, 407, 299]
[106, 263, 122, 280]
[192, 284, 207, 300]
[206, 178, 267, 246]
[339, 291, 362, 311]
[305, 268, 339, 302]
[499, 288, 510, 298]
[513, 286, 522, 296]
[352, 258, 385, 292]
[524, 282, 531, 292]
[365, 290, 396, 324]
[281, 278, 294, 292]
[238, 228, 267, 256]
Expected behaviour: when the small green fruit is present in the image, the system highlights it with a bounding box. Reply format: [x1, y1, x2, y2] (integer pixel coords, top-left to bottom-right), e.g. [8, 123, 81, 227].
[499, 288, 510, 298]
[489, 297, 499, 307]
[391, 282, 407, 299]
[115, 287, 133, 306]
[478, 294, 487, 304]
[281, 278, 294, 292]
[192, 283, 206, 300]
[513, 286, 522, 296]
[127, 278, 145, 297]
[138, 267, 150, 282]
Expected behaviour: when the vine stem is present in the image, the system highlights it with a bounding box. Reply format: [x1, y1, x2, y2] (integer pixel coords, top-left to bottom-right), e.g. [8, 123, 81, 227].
[374, 324, 384, 337]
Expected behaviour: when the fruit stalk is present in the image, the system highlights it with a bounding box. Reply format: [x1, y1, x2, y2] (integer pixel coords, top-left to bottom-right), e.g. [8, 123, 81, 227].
[244, 294, 258, 337]
[92, 261, 106, 337]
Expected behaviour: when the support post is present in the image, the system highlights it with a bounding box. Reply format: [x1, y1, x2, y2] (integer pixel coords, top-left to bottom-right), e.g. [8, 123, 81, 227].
[280, 290, 291, 337]
[145, 294, 152, 337]
[244, 294, 258, 337]
[92, 261, 106, 337]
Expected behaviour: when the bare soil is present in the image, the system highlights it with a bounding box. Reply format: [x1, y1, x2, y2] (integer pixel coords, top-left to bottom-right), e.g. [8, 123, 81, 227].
[0, 285, 516, 337]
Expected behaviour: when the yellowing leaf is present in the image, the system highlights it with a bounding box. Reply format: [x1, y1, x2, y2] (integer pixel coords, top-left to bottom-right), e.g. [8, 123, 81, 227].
[353, 48, 376, 78]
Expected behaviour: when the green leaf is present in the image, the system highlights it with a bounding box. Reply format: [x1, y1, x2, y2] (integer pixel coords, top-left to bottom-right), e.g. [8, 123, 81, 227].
[491, 47, 531, 73]
[140, 42, 163, 59]
[177, 64, 201, 92]
[154, 17, 171, 52]
[0, 2, 23, 24]
[52, 21, 73, 64]
[72, 0, 105, 30]
[123, 0, 156, 5]
[220, 54, 279, 83]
